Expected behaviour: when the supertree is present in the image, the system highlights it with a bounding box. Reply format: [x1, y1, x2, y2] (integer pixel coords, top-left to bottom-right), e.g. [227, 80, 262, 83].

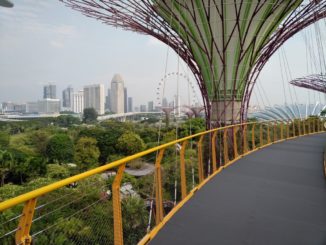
[290, 74, 326, 93]
[61, 0, 326, 128]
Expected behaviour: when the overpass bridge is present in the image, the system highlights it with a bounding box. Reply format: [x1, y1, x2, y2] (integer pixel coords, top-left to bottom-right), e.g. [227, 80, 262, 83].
[0, 118, 325, 245]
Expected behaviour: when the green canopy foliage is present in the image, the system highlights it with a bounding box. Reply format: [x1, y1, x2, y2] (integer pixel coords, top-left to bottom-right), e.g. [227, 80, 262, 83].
[83, 108, 98, 123]
[74, 137, 100, 170]
[46, 134, 74, 163]
[116, 131, 146, 155]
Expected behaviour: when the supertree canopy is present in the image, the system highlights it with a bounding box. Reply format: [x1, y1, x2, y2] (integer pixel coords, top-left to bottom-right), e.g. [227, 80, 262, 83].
[290, 74, 326, 93]
[61, 0, 326, 127]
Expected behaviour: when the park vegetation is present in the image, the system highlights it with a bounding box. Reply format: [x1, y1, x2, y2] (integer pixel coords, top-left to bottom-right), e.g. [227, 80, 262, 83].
[0, 115, 205, 244]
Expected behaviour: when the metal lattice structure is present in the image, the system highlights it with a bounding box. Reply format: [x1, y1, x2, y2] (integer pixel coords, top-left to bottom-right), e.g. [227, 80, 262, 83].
[61, 0, 326, 127]
[290, 74, 326, 93]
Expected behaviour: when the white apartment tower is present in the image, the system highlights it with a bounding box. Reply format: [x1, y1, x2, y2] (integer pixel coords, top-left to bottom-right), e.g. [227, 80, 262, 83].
[71, 90, 84, 114]
[110, 74, 124, 114]
[84, 84, 105, 115]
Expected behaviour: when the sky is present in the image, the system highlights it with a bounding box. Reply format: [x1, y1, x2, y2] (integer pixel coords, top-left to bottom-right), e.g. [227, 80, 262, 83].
[0, 0, 326, 109]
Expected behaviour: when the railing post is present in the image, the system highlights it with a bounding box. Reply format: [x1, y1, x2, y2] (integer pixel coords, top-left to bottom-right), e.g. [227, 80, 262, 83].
[303, 120, 306, 135]
[180, 140, 188, 200]
[259, 124, 263, 147]
[267, 123, 271, 144]
[280, 122, 284, 140]
[273, 122, 277, 142]
[211, 132, 218, 173]
[233, 126, 239, 158]
[223, 129, 229, 165]
[308, 119, 311, 134]
[297, 120, 301, 136]
[243, 124, 248, 153]
[15, 198, 37, 245]
[313, 118, 315, 133]
[113, 163, 126, 245]
[197, 135, 204, 183]
[154, 149, 165, 225]
[251, 123, 256, 150]
[317, 118, 320, 132]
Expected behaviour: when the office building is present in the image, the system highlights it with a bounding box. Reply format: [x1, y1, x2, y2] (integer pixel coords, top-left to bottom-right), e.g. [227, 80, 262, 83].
[127, 97, 133, 112]
[71, 90, 84, 114]
[140, 104, 147, 112]
[105, 89, 111, 112]
[62, 86, 73, 109]
[162, 97, 168, 107]
[110, 74, 124, 114]
[43, 84, 56, 99]
[84, 84, 105, 115]
[124, 87, 128, 113]
[26, 102, 39, 114]
[38, 99, 60, 114]
[148, 101, 154, 112]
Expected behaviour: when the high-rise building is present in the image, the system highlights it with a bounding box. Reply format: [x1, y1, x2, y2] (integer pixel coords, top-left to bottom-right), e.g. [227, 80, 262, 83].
[148, 101, 154, 112]
[105, 89, 111, 112]
[110, 74, 124, 114]
[162, 97, 168, 107]
[43, 84, 56, 99]
[84, 84, 105, 115]
[140, 104, 147, 112]
[124, 87, 128, 113]
[174, 95, 181, 116]
[62, 86, 73, 109]
[71, 90, 84, 114]
[127, 97, 133, 112]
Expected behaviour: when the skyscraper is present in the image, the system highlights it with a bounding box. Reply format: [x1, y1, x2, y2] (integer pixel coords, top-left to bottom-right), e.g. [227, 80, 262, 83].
[105, 89, 111, 112]
[124, 87, 128, 113]
[127, 97, 133, 112]
[84, 84, 105, 115]
[62, 86, 73, 109]
[110, 74, 124, 114]
[43, 84, 56, 99]
[162, 97, 168, 108]
[71, 90, 84, 114]
[148, 101, 154, 112]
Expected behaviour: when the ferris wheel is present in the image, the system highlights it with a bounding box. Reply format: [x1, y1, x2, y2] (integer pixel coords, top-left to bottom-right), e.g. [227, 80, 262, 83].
[155, 72, 200, 108]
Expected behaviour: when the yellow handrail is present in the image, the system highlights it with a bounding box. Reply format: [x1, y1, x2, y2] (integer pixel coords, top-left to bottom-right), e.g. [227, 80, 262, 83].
[0, 118, 324, 245]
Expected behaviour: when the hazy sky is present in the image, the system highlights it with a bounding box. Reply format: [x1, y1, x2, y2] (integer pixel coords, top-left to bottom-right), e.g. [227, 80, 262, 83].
[1, 0, 326, 108]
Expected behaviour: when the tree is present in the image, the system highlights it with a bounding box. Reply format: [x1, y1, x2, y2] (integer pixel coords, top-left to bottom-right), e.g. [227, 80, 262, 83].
[0, 150, 13, 186]
[45, 134, 74, 163]
[46, 164, 70, 179]
[55, 115, 81, 127]
[83, 108, 98, 123]
[74, 137, 100, 170]
[116, 131, 146, 155]
[0, 132, 10, 148]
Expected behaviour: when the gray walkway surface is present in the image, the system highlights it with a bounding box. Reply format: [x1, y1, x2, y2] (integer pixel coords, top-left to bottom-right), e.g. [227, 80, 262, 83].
[149, 133, 326, 245]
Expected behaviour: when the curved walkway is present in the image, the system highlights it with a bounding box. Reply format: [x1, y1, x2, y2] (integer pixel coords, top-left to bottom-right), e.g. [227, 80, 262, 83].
[150, 133, 326, 245]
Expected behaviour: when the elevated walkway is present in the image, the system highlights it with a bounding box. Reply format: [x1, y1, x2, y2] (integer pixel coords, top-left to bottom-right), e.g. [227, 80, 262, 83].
[150, 134, 326, 245]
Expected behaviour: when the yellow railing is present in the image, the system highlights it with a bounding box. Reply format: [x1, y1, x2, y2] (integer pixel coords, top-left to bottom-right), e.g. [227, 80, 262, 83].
[0, 118, 324, 245]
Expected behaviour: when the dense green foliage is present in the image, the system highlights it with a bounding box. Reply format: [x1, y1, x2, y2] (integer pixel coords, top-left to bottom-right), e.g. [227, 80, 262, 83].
[46, 134, 74, 163]
[0, 116, 207, 244]
[83, 108, 98, 123]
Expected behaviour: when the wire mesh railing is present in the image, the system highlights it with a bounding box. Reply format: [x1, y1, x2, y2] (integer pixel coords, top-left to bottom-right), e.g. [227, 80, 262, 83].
[0, 118, 324, 245]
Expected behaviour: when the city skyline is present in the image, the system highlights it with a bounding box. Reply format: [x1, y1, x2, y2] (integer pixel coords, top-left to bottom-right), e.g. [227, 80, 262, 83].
[1, 1, 326, 110]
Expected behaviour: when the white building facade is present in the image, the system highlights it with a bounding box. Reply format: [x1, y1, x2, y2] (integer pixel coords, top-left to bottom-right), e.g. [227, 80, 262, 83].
[71, 90, 84, 114]
[110, 74, 124, 114]
[84, 84, 105, 115]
